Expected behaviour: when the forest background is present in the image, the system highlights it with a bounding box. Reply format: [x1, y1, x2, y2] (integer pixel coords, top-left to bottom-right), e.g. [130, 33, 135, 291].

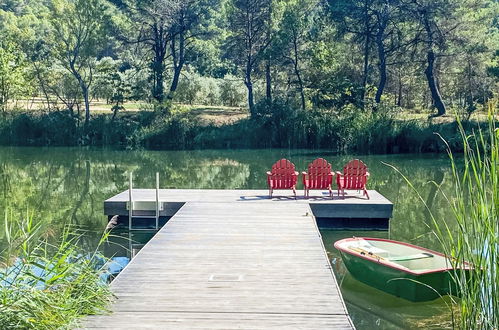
[0, 0, 498, 152]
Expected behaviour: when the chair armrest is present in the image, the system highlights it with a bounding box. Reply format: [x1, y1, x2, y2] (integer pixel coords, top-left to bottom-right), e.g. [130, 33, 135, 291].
[335, 171, 343, 177]
[301, 171, 308, 176]
[330, 172, 335, 177]
[293, 171, 299, 176]
[366, 171, 370, 177]
[266, 171, 272, 176]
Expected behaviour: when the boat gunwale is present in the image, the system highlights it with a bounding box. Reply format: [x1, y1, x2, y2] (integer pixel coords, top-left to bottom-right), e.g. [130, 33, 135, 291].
[334, 237, 467, 276]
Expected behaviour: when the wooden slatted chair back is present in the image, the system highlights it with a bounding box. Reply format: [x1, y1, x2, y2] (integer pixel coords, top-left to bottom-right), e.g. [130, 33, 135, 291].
[269, 159, 297, 189]
[306, 158, 333, 189]
[342, 159, 368, 189]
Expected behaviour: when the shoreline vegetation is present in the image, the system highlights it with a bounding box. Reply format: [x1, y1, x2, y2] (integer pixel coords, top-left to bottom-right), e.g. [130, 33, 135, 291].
[0, 213, 112, 329]
[0, 102, 495, 154]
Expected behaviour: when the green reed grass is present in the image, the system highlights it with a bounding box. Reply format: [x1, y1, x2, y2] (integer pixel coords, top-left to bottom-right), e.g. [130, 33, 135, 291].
[0, 211, 113, 329]
[388, 102, 498, 329]
[440, 103, 498, 329]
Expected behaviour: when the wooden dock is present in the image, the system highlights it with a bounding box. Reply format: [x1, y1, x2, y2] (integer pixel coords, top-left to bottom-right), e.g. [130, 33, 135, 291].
[83, 189, 388, 329]
[104, 189, 393, 229]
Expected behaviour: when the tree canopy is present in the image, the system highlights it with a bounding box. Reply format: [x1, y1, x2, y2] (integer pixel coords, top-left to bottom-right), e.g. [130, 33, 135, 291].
[0, 0, 497, 117]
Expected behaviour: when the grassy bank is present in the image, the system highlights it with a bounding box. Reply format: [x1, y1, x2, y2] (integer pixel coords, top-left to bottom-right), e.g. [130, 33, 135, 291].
[0, 213, 112, 328]
[0, 104, 491, 153]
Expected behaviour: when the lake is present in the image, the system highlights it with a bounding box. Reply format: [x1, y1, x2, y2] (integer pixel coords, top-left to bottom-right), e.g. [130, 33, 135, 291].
[0, 147, 457, 329]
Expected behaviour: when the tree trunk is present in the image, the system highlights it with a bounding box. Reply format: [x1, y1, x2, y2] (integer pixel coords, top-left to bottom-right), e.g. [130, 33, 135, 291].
[397, 70, 402, 107]
[422, 14, 446, 117]
[152, 24, 167, 103]
[466, 60, 474, 112]
[292, 33, 306, 111]
[82, 84, 90, 125]
[168, 30, 186, 99]
[152, 58, 165, 103]
[245, 78, 255, 117]
[0, 76, 7, 112]
[296, 67, 306, 111]
[424, 50, 446, 116]
[72, 66, 91, 125]
[265, 60, 272, 102]
[360, 0, 370, 106]
[265, 0, 272, 103]
[169, 65, 182, 97]
[374, 25, 387, 105]
[245, 52, 255, 117]
[33, 62, 51, 111]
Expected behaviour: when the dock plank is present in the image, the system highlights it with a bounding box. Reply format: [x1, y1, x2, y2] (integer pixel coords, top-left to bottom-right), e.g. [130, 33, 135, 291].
[84, 200, 354, 329]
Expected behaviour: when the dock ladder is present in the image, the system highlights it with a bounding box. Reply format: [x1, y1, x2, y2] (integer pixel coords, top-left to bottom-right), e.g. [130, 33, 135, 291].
[128, 172, 161, 230]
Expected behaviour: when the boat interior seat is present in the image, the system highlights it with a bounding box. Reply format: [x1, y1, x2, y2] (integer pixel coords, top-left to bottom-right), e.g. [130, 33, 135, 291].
[351, 242, 389, 257]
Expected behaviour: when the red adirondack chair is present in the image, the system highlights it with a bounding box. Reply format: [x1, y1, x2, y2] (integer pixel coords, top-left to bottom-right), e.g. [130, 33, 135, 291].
[266, 159, 298, 197]
[302, 158, 334, 197]
[336, 159, 370, 199]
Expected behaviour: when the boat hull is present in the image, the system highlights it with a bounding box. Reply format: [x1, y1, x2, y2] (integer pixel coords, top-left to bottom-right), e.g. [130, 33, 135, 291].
[336, 239, 465, 302]
[339, 250, 460, 301]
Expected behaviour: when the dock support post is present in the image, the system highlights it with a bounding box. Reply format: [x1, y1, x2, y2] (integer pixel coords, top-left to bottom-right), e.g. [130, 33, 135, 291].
[129, 172, 133, 231]
[155, 172, 159, 230]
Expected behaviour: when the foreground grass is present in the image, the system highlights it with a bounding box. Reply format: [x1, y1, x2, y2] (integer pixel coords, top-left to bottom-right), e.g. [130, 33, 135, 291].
[0, 214, 112, 329]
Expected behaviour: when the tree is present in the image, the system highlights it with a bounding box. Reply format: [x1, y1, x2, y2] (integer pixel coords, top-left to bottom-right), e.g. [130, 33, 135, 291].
[415, 1, 448, 116]
[0, 42, 28, 112]
[327, 0, 376, 106]
[0, 11, 30, 112]
[371, 0, 407, 105]
[49, 0, 110, 125]
[275, 0, 318, 110]
[167, 0, 220, 100]
[226, 0, 272, 117]
[119, 0, 181, 103]
[402, 0, 495, 116]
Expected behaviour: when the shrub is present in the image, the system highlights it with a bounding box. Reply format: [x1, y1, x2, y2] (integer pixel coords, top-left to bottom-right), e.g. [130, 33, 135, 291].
[219, 75, 246, 107]
[0, 104, 487, 153]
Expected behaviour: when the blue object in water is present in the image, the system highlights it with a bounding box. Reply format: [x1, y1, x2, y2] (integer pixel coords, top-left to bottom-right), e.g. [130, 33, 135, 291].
[108, 257, 129, 275]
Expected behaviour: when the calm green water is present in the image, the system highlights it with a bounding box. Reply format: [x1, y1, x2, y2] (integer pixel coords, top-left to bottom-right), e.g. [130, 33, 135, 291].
[0, 147, 457, 329]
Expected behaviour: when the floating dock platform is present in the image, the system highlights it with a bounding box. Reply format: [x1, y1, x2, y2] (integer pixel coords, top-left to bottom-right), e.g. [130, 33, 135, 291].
[84, 189, 393, 329]
[104, 189, 393, 230]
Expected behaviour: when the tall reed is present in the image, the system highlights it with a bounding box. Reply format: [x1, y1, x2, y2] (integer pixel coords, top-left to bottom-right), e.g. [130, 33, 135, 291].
[440, 103, 498, 329]
[389, 103, 498, 328]
[0, 211, 113, 329]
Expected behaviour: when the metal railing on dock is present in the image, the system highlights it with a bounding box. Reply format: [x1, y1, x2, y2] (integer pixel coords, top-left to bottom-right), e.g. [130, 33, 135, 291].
[127, 172, 161, 230]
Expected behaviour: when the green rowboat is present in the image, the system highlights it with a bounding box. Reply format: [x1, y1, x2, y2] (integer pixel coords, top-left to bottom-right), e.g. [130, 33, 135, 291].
[334, 237, 471, 302]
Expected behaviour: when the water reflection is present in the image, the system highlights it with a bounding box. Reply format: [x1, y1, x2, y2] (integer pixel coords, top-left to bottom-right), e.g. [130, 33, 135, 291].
[100, 230, 157, 281]
[0, 147, 458, 328]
